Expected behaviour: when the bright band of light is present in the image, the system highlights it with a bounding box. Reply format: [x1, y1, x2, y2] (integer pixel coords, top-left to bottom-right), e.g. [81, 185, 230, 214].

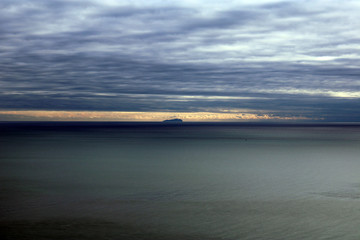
[0, 110, 312, 121]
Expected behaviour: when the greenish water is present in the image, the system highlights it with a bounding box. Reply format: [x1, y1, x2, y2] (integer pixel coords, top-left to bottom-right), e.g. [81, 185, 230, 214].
[1, 123, 360, 239]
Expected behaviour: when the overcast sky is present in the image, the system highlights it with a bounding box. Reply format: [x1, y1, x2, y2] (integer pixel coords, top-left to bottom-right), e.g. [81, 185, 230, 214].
[1, 0, 360, 121]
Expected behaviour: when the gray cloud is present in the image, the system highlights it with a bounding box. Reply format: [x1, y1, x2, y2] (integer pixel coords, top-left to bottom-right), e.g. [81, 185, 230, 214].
[1, 0, 360, 121]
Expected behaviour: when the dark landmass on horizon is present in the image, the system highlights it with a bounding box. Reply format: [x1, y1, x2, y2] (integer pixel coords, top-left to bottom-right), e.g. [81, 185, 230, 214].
[163, 118, 183, 123]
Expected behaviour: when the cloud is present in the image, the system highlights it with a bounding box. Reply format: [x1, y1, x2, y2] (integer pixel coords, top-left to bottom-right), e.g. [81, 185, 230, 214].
[0, 0, 360, 121]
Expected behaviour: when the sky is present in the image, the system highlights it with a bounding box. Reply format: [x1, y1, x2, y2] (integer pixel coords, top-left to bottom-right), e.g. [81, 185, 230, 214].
[1, 0, 360, 122]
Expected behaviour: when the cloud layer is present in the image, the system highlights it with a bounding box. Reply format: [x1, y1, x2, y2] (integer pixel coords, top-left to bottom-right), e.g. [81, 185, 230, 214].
[1, 0, 360, 121]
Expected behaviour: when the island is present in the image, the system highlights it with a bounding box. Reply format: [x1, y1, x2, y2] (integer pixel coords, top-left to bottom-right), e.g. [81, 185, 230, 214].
[162, 118, 183, 123]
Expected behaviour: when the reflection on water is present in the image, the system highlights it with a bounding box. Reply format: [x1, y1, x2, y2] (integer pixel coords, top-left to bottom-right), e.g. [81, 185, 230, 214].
[1, 123, 360, 239]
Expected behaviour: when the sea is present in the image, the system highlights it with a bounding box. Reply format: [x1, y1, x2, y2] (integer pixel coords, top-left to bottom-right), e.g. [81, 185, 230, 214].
[1, 122, 360, 239]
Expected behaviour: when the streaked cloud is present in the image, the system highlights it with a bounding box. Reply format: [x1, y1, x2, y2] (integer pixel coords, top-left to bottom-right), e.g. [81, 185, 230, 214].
[0, 0, 359, 121]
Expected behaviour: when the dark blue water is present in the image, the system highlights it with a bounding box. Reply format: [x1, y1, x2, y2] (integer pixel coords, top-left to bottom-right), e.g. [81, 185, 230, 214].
[1, 122, 360, 239]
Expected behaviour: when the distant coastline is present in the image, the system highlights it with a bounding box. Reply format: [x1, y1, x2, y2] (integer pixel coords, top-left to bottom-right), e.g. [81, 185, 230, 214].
[162, 118, 183, 123]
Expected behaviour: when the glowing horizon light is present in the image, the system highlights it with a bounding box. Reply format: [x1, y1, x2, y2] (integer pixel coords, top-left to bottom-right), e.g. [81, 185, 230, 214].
[0, 110, 313, 122]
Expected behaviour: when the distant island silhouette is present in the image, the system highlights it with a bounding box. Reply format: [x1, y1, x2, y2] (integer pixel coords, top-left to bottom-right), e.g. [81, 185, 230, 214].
[163, 118, 183, 123]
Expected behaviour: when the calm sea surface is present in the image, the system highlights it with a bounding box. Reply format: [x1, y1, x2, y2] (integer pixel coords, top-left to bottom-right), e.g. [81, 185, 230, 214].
[1, 122, 360, 239]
